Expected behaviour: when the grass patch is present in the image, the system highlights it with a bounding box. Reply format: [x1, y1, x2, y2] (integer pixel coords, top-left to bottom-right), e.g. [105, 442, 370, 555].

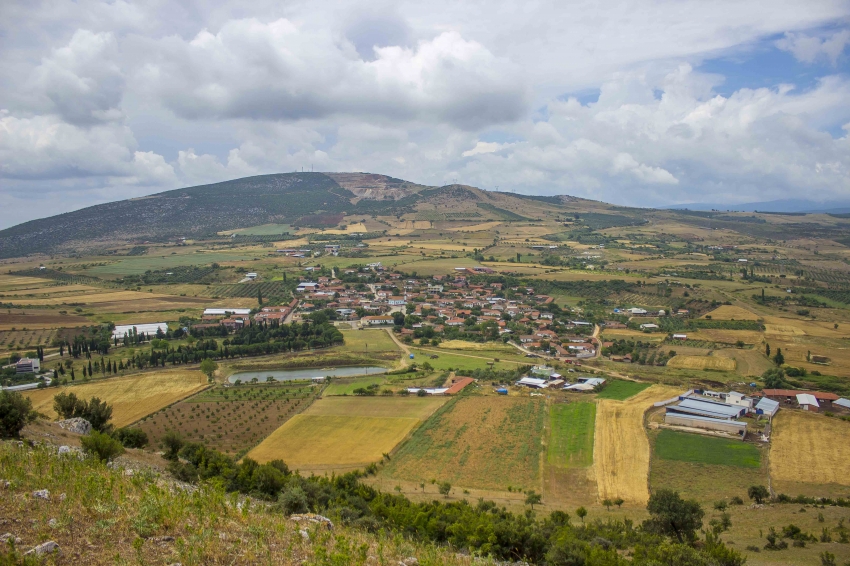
[596, 380, 651, 400]
[383, 396, 546, 490]
[548, 402, 595, 468]
[655, 429, 761, 468]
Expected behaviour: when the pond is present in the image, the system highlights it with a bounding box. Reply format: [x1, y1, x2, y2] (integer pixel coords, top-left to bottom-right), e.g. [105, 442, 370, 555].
[227, 366, 387, 384]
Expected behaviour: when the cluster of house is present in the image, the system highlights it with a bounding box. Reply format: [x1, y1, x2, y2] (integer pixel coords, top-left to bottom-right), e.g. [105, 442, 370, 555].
[662, 387, 850, 437]
[515, 365, 606, 391]
[288, 271, 597, 358]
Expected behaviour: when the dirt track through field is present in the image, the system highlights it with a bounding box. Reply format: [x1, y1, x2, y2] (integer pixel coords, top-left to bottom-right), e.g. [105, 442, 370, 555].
[770, 411, 850, 486]
[594, 385, 680, 505]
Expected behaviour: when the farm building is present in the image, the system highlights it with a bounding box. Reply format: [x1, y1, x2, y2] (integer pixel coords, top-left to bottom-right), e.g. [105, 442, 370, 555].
[516, 377, 549, 388]
[725, 391, 754, 410]
[664, 413, 748, 436]
[444, 377, 474, 395]
[666, 397, 746, 420]
[112, 322, 168, 339]
[834, 398, 850, 414]
[672, 334, 687, 340]
[640, 323, 659, 330]
[15, 358, 40, 374]
[564, 377, 606, 391]
[754, 397, 780, 420]
[763, 389, 839, 408]
[796, 393, 819, 412]
[406, 387, 448, 395]
[360, 315, 394, 326]
[203, 308, 251, 316]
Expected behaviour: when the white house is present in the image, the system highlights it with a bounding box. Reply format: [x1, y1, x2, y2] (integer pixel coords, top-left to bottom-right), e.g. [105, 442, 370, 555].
[15, 358, 40, 374]
[296, 282, 319, 293]
[725, 391, 753, 410]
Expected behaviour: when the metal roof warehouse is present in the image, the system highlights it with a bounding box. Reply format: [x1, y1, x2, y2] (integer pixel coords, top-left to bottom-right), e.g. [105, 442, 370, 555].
[666, 398, 746, 420]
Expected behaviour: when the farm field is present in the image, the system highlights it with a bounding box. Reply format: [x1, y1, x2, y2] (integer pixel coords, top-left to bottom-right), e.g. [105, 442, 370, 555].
[383, 396, 546, 491]
[23, 369, 208, 427]
[83, 251, 260, 277]
[548, 402, 595, 468]
[686, 329, 764, 344]
[137, 382, 320, 454]
[654, 429, 761, 467]
[702, 305, 760, 320]
[246, 396, 446, 472]
[408, 347, 528, 371]
[338, 328, 401, 354]
[649, 455, 770, 504]
[596, 380, 651, 400]
[667, 354, 737, 371]
[322, 375, 388, 395]
[712, 348, 774, 376]
[0, 310, 89, 330]
[594, 385, 680, 505]
[770, 411, 850, 488]
[600, 329, 665, 342]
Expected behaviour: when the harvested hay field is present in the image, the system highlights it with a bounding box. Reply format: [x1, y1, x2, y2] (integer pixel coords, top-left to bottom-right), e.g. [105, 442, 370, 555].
[24, 370, 208, 427]
[770, 411, 850, 486]
[667, 354, 737, 371]
[383, 396, 546, 491]
[713, 349, 773, 376]
[702, 305, 760, 321]
[687, 329, 764, 344]
[594, 385, 680, 505]
[247, 415, 417, 469]
[247, 396, 445, 470]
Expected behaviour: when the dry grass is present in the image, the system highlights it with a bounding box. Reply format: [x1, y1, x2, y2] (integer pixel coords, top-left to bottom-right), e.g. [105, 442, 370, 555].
[247, 396, 445, 469]
[713, 348, 774, 376]
[702, 305, 760, 320]
[248, 414, 419, 468]
[23, 369, 208, 427]
[686, 329, 764, 344]
[667, 354, 737, 371]
[770, 410, 850, 486]
[594, 385, 680, 505]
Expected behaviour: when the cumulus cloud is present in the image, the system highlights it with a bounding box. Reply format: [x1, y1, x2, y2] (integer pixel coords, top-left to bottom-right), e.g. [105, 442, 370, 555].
[134, 19, 527, 129]
[28, 30, 125, 125]
[1, 1, 850, 227]
[776, 29, 850, 65]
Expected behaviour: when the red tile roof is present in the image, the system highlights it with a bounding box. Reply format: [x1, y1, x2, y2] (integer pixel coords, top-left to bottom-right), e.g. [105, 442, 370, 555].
[763, 389, 839, 401]
[445, 377, 474, 395]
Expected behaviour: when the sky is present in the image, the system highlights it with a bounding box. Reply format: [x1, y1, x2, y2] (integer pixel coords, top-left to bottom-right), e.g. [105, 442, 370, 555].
[1, 1, 849, 229]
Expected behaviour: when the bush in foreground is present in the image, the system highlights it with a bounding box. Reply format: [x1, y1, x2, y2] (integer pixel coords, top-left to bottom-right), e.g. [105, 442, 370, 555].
[81, 430, 125, 462]
[0, 390, 35, 438]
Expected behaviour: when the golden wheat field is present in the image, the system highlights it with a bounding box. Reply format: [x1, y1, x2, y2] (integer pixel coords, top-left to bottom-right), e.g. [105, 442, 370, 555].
[667, 355, 737, 371]
[594, 385, 680, 505]
[247, 397, 445, 470]
[686, 329, 764, 344]
[702, 305, 760, 321]
[770, 411, 850, 486]
[24, 370, 208, 427]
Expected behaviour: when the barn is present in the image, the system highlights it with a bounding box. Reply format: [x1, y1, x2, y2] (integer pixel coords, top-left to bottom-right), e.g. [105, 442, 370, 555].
[664, 413, 748, 436]
[754, 397, 780, 420]
[796, 393, 819, 412]
[666, 397, 747, 420]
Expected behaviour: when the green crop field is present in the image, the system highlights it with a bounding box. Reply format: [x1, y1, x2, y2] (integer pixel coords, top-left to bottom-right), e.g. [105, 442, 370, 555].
[323, 375, 388, 395]
[595, 380, 652, 400]
[382, 396, 546, 491]
[655, 429, 761, 468]
[338, 329, 401, 353]
[86, 251, 259, 276]
[225, 223, 293, 236]
[409, 348, 527, 372]
[547, 402, 595, 468]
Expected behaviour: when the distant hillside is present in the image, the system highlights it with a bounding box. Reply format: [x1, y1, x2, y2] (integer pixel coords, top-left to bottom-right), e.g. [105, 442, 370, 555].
[0, 172, 605, 259]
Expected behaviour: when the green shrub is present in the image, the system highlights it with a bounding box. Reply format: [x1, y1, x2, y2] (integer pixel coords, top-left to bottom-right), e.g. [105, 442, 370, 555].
[0, 390, 35, 438]
[116, 427, 149, 448]
[81, 430, 124, 462]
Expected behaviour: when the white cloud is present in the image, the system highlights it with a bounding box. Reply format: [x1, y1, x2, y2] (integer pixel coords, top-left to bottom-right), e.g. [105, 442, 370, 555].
[776, 30, 850, 65]
[1, 1, 850, 227]
[462, 141, 512, 157]
[133, 20, 526, 129]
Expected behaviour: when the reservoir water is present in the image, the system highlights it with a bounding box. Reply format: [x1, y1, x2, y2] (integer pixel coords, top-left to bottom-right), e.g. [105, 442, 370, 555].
[227, 366, 387, 383]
